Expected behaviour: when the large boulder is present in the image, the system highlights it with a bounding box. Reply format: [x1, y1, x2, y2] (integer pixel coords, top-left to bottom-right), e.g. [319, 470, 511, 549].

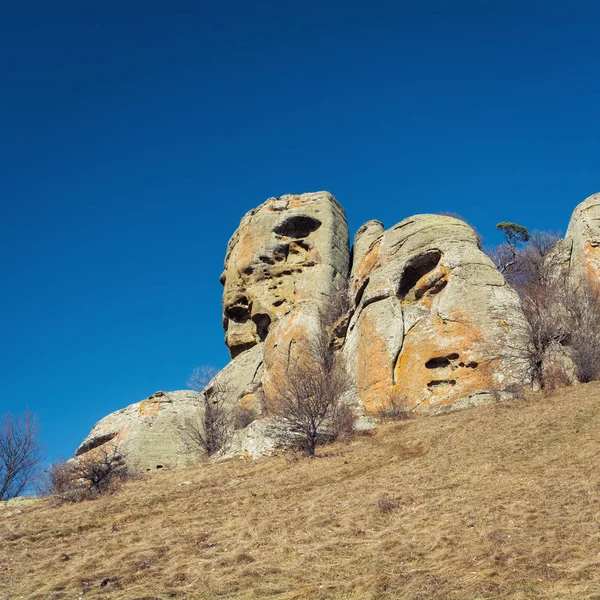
[75, 390, 203, 473]
[343, 214, 526, 414]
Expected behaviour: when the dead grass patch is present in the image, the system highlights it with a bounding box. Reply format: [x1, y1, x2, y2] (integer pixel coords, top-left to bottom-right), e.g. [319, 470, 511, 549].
[3, 383, 600, 598]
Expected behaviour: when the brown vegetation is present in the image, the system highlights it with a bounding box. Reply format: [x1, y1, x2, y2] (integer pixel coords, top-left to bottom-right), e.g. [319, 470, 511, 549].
[44, 443, 132, 503]
[3, 383, 600, 598]
[183, 366, 234, 457]
[265, 332, 353, 457]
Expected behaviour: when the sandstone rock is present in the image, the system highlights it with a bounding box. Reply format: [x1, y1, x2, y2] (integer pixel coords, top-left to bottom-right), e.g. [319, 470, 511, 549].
[216, 418, 279, 461]
[343, 214, 526, 414]
[75, 390, 204, 472]
[546, 192, 600, 288]
[76, 192, 531, 468]
[221, 191, 350, 358]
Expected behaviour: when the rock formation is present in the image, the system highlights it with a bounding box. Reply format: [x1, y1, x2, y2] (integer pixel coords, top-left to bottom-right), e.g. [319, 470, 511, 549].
[344, 214, 525, 414]
[221, 191, 349, 357]
[546, 193, 600, 288]
[75, 390, 203, 472]
[76, 190, 533, 469]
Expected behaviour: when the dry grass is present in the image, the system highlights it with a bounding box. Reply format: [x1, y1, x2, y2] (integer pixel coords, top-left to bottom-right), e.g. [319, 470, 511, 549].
[3, 383, 600, 599]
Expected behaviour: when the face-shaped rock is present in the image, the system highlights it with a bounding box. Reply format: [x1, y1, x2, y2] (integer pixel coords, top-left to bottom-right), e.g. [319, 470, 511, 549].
[221, 192, 349, 358]
[344, 215, 525, 414]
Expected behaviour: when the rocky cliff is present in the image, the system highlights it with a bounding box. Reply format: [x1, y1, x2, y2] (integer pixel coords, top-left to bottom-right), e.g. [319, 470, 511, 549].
[75, 190, 598, 469]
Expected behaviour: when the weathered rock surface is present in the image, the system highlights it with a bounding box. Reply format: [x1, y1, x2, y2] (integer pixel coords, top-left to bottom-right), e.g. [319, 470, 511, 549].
[221, 191, 350, 358]
[344, 214, 526, 414]
[546, 193, 600, 288]
[76, 390, 204, 472]
[76, 190, 535, 469]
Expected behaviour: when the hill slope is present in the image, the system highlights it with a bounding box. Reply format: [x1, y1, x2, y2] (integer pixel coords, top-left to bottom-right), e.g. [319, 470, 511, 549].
[3, 384, 600, 600]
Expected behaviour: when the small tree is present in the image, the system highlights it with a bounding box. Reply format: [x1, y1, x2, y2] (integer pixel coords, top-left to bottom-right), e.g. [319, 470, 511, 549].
[0, 410, 44, 501]
[487, 229, 561, 292]
[494, 276, 600, 390]
[490, 222, 530, 276]
[183, 366, 232, 456]
[265, 313, 353, 457]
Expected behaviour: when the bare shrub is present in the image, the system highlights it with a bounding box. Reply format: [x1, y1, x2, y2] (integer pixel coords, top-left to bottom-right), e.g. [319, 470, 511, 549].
[0, 410, 45, 501]
[265, 320, 354, 457]
[46, 443, 131, 503]
[377, 397, 412, 421]
[233, 406, 257, 430]
[541, 359, 572, 395]
[377, 495, 400, 514]
[183, 366, 232, 457]
[496, 280, 571, 390]
[331, 402, 357, 439]
[495, 277, 600, 390]
[564, 283, 600, 383]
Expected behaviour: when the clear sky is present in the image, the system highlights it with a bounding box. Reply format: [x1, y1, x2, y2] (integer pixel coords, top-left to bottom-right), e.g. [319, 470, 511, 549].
[1, 0, 599, 464]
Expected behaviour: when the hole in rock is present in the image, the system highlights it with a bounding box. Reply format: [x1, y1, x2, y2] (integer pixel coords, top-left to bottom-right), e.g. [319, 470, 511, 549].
[427, 379, 457, 389]
[272, 299, 285, 307]
[225, 297, 251, 322]
[273, 215, 322, 238]
[354, 278, 370, 307]
[466, 361, 479, 369]
[397, 250, 443, 300]
[425, 357, 450, 369]
[251, 313, 272, 341]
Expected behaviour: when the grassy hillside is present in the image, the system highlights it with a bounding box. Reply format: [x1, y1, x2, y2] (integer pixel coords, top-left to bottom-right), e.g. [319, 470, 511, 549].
[3, 384, 600, 600]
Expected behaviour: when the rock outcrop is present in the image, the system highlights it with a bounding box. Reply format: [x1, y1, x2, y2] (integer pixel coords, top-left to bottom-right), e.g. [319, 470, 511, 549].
[76, 190, 534, 469]
[75, 390, 203, 472]
[546, 193, 600, 288]
[221, 191, 349, 358]
[344, 214, 525, 414]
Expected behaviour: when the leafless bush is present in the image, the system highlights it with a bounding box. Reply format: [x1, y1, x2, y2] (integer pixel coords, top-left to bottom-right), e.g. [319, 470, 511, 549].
[233, 406, 257, 430]
[0, 410, 45, 501]
[564, 283, 600, 383]
[496, 280, 571, 390]
[265, 321, 354, 457]
[495, 277, 600, 390]
[377, 495, 401, 514]
[541, 359, 572, 395]
[183, 366, 232, 457]
[377, 397, 412, 421]
[46, 443, 131, 503]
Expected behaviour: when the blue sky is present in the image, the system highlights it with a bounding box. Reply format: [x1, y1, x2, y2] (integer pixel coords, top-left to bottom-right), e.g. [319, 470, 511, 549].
[1, 0, 599, 464]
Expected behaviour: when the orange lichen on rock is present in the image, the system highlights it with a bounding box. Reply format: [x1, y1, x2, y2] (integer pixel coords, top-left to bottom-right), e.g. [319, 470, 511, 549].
[262, 307, 312, 403]
[138, 399, 164, 417]
[238, 393, 255, 411]
[355, 310, 396, 413]
[583, 241, 600, 283]
[394, 314, 492, 412]
[352, 239, 380, 294]
[287, 194, 312, 209]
